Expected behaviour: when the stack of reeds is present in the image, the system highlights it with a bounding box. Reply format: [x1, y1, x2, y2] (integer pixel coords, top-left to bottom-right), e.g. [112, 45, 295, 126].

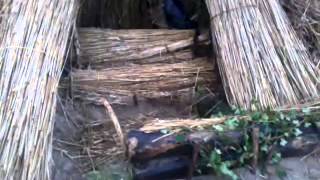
[66, 58, 215, 104]
[67, 29, 217, 104]
[77, 28, 210, 68]
[205, 0, 319, 110]
[0, 0, 78, 179]
[280, 0, 320, 65]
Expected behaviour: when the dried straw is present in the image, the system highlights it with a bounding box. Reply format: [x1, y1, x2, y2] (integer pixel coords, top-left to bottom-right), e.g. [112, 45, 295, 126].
[205, 0, 319, 110]
[77, 28, 210, 68]
[280, 0, 320, 65]
[65, 29, 217, 104]
[0, 0, 78, 179]
[63, 58, 216, 104]
[141, 99, 320, 132]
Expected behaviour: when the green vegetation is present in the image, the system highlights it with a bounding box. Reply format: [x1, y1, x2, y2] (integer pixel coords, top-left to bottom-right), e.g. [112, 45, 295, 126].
[196, 105, 319, 180]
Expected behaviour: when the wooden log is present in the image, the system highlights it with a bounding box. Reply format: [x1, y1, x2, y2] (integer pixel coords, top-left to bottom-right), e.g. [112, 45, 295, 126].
[128, 123, 320, 161]
[128, 129, 320, 180]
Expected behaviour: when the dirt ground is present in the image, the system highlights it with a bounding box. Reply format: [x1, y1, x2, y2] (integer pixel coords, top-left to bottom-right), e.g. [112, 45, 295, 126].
[52, 98, 320, 180]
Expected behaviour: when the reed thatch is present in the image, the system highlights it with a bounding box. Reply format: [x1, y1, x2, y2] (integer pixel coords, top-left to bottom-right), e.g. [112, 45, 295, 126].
[205, 0, 319, 110]
[66, 29, 217, 104]
[64, 58, 216, 104]
[0, 0, 78, 179]
[77, 28, 210, 68]
[281, 0, 320, 65]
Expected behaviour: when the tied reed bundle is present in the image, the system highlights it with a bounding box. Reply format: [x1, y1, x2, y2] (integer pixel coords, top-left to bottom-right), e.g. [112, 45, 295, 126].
[65, 58, 216, 104]
[68, 28, 216, 104]
[77, 28, 209, 68]
[0, 0, 78, 179]
[205, 0, 319, 110]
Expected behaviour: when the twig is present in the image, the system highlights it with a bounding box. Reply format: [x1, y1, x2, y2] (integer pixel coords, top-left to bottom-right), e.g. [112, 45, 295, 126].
[251, 127, 260, 174]
[101, 98, 125, 149]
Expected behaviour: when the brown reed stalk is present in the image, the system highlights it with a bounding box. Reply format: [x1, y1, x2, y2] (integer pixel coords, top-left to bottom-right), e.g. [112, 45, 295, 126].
[0, 0, 78, 179]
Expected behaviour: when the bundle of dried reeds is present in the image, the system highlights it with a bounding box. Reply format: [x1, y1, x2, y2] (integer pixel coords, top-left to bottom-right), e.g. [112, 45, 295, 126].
[0, 0, 78, 179]
[205, 0, 319, 110]
[77, 28, 209, 68]
[141, 99, 320, 132]
[64, 58, 216, 104]
[280, 0, 320, 64]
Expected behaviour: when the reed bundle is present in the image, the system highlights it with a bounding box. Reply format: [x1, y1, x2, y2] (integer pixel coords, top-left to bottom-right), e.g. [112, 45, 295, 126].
[141, 99, 320, 132]
[205, 0, 319, 110]
[281, 0, 320, 64]
[65, 58, 216, 104]
[77, 28, 209, 68]
[0, 0, 78, 179]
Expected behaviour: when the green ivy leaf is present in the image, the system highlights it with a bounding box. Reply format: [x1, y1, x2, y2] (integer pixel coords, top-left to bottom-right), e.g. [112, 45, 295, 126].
[213, 125, 224, 132]
[284, 132, 289, 137]
[302, 108, 311, 115]
[261, 144, 268, 152]
[215, 148, 222, 155]
[288, 110, 298, 119]
[219, 163, 238, 180]
[272, 153, 282, 164]
[294, 128, 303, 136]
[175, 135, 186, 143]
[280, 139, 288, 147]
[304, 122, 312, 128]
[279, 113, 285, 120]
[292, 120, 300, 126]
[225, 117, 239, 130]
[160, 129, 169, 134]
[251, 112, 261, 121]
[261, 113, 269, 121]
[234, 109, 241, 115]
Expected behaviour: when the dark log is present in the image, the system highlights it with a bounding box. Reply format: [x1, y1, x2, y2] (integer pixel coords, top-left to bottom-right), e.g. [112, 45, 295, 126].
[127, 130, 242, 161]
[128, 127, 320, 180]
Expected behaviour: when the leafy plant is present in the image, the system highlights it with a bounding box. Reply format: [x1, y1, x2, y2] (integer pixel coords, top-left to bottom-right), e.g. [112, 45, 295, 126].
[208, 149, 238, 180]
[198, 105, 318, 179]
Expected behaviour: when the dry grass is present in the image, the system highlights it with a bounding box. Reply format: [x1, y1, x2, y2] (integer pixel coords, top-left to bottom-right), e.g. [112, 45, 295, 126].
[54, 106, 146, 172]
[206, 0, 319, 110]
[281, 0, 320, 65]
[0, 0, 78, 179]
